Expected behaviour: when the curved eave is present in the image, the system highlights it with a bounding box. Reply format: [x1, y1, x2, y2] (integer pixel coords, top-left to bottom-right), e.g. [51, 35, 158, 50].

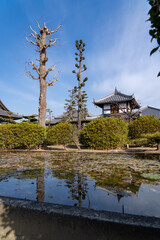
[130, 99, 141, 109]
[0, 100, 9, 111]
[93, 102, 104, 108]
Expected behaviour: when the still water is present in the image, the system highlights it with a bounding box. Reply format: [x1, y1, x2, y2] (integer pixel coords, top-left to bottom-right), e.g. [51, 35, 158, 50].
[0, 152, 160, 217]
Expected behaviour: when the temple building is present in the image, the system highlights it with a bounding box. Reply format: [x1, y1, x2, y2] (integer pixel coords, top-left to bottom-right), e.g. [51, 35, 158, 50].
[93, 88, 140, 119]
[0, 100, 22, 120]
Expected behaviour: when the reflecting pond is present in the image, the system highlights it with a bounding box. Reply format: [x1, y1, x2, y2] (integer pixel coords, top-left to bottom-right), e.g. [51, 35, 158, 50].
[0, 152, 160, 217]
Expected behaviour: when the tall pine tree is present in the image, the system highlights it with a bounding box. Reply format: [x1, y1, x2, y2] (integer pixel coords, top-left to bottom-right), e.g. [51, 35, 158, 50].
[72, 40, 88, 131]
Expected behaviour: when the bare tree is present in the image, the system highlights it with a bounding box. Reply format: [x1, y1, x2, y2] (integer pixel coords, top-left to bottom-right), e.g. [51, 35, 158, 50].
[26, 22, 62, 126]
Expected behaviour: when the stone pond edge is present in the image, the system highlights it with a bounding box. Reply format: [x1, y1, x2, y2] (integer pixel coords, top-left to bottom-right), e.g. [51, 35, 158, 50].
[0, 196, 160, 229]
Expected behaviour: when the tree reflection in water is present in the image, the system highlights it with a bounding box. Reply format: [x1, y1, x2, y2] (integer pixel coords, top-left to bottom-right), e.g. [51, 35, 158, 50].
[52, 153, 90, 207]
[36, 176, 45, 202]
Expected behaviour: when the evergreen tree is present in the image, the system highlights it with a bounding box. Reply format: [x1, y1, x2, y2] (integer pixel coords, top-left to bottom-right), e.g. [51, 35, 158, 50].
[80, 90, 88, 120]
[72, 39, 88, 131]
[64, 89, 77, 121]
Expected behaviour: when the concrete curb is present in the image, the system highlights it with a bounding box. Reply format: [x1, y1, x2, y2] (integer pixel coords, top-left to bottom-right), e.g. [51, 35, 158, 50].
[0, 196, 160, 229]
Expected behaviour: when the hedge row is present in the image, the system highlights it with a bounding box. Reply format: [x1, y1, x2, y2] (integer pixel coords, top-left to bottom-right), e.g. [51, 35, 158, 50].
[1, 115, 160, 150]
[0, 122, 45, 149]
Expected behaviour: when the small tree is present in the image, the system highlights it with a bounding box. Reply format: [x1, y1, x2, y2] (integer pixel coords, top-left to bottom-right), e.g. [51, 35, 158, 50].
[64, 88, 88, 122]
[148, 0, 160, 76]
[64, 89, 77, 121]
[26, 22, 62, 126]
[72, 40, 88, 132]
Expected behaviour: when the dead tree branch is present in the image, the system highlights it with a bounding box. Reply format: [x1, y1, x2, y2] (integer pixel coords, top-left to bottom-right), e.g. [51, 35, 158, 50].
[36, 21, 41, 30]
[45, 64, 56, 77]
[26, 37, 38, 46]
[25, 66, 39, 80]
[46, 38, 59, 48]
[47, 72, 59, 86]
[50, 24, 62, 34]
[26, 61, 40, 75]
[29, 25, 38, 36]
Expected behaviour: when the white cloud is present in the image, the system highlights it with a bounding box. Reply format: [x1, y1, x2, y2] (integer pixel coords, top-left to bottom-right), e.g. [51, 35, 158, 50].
[88, 1, 160, 109]
[0, 81, 37, 101]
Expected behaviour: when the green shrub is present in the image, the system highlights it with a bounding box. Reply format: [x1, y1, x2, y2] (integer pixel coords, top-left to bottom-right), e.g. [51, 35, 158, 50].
[142, 132, 160, 145]
[80, 117, 128, 150]
[46, 122, 73, 147]
[128, 115, 160, 139]
[128, 138, 149, 146]
[0, 122, 45, 149]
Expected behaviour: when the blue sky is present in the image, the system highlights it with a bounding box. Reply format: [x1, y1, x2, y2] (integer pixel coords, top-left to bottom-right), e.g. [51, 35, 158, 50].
[0, 0, 159, 117]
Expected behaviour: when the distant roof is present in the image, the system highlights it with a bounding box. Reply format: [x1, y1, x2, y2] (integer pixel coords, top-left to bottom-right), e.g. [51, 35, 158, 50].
[47, 111, 98, 125]
[140, 106, 160, 119]
[94, 88, 140, 109]
[0, 99, 22, 120]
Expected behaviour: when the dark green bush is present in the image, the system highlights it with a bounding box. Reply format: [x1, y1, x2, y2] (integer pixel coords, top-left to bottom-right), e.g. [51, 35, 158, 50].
[80, 117, 128, 150]
[143, 132, 160, 142]
[142, 131, 160, 148]
[46, 122, 73, 146]
[128, 138, 149, 146]
[0, 122, 45, 149]
[128, 115, 160, 139]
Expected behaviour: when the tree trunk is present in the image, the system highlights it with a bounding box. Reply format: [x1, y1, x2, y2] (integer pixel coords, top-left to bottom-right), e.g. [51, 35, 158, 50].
[38, 30, 47, 127]
[39, 79, 47, 126]
[36, 176, 45, 202]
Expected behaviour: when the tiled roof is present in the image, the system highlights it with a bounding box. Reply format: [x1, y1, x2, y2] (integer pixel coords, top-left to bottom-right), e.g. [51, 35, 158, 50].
[140, 106, 160, 119]
[0, 109, 22, 120]
[94, 88, 140, 109]
[0, 100, 22, 120]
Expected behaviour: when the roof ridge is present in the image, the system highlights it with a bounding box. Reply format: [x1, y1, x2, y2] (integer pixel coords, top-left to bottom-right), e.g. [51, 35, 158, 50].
[116, 90, 133, 98]
[147, 106, 160, 111]
[94, 92, 115, 103]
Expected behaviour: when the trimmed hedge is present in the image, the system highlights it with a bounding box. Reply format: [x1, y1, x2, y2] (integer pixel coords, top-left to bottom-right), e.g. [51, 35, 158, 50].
[128, 138, 149, 147]
[142, 132, 160, 145]
[46, 122, 73, 146]
[128, 115, 160, 139]
[80, 117, 128, 150]
[0, 122, 45, 149]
